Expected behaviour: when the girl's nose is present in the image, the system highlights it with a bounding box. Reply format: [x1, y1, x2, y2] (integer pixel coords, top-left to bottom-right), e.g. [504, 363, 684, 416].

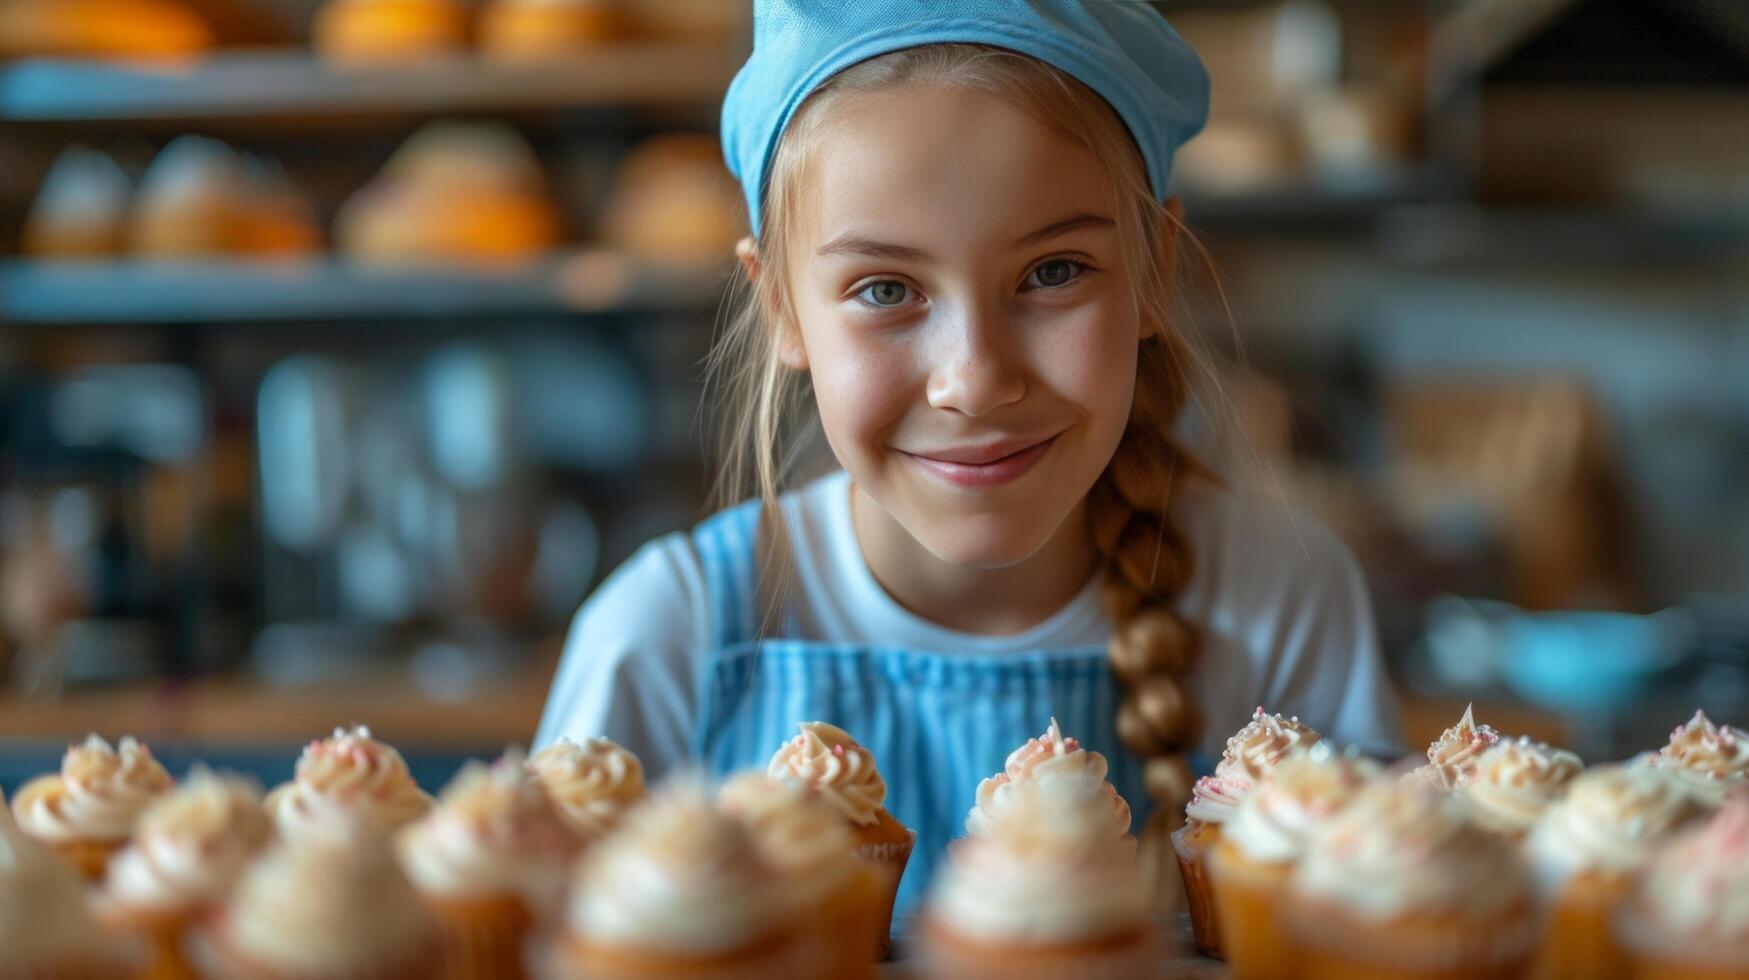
[924, 304, 1026, 417]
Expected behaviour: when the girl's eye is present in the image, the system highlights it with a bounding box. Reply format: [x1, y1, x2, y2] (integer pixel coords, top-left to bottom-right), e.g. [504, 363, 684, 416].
[1026, 259, 1084, 289]
[858, 280, 912, 308]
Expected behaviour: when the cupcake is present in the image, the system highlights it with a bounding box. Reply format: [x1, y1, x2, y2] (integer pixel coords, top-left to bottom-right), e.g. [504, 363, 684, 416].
[195, 797, 441, 979]
[10, 734, 174, 880]
[1173, 706, 1320, 958]
[964, 718, 1132, 845]
[397, 749, 583, 980]
[767, 721, 915, 957]
[1525, 765, 1695, 980]
[99, 767, 273, 980]
[918, 773, 1161, 980]
[479, 0, 625, 61]
[1632, 709, 1749, 810]
[525, 736, 646, 842]
[1283, 782, 1539, 979]
[1208, 746, 1379, 980]
[1404, 702, 1502, 791]
[1458, 736, 1583, 840]
[1617, 794, 1749, 979]
[312, 0, 467, 65]
[719, 774, 882, 979]
[0, 805, 136, 978]
[542, 779, 815, 979]
[265, 725, 433, 844]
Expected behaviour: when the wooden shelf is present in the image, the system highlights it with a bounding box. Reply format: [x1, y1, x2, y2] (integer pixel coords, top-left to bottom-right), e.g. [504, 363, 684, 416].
[0, 251, 731, 325]
[0, 45, 739, 123]
[0, 653, 557, 750]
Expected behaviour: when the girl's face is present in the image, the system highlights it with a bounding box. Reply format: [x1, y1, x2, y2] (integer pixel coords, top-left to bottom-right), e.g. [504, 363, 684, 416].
[779, 84, 1146, 568]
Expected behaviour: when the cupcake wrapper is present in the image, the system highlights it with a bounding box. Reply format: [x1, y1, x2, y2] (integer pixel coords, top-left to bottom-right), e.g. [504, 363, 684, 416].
[913, 922, 1170, 980]
[857, 829, 917, 960]
[1284, 899, 1542, 980]
[1531, 874, 1630, 980]
[427, 894, 536, 980]
[528, 932, 821, 980]
[1170, 825, 1221, 959]
[189, 930, 446, 980]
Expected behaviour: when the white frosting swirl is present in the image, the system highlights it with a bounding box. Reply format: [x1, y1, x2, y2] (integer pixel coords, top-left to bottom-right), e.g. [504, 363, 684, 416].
[718, 773, 857, 902]
[1184, 707, 1321, 824]
[767, 722, 886, 827]
[397, 749, 581, 904]
[928, 774, 1147, 943]
[1636, 796, 1749, 942]
[11, 734, 173, 843]
[570, 780, 792, 953]
[1634, 710, 1749, 809]
[1224, 746, 1380, 863]
[212, 800, 436, 973]
[526, 736, 646, 840]
[1294, 782, 1529, 920]
[0, 808, 112, 966]
[1459, 736, 1583, 836]
[266, 725, 432, 843]
[105, 766, 273, 914]
[1406, 703, 1501, 791]
[965, 719, 1131, 840]
[1527, 765, 1695, 891]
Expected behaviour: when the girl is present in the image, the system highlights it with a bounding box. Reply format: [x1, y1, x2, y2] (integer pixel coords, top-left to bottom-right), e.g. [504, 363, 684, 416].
[536, 0, 1401, 911]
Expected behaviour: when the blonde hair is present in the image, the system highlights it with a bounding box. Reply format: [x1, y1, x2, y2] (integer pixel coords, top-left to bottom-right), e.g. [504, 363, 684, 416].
[707, 43, 1220, 890]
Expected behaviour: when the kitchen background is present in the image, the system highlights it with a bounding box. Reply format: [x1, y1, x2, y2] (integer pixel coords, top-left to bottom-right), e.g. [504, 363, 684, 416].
[1, 0, 1746, 790]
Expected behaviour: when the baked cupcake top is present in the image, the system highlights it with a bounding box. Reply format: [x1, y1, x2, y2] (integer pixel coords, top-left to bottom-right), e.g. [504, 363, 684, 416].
[569, 780, 793, 954]
[965, 718, 1131, 840]
[1185, 707, 1321, 824]
[397, 748, 582, 904]
[1294, 782, 1528, 921]
[1458, 736, 1583, 836]
[1633, 710, 1749, 809]
[1405, 703, 1501, 791]
[525, 736, 646, 840]
[927, 771, 1149, 944]
[1224, 746, 1380, 863]
[105, 766, 273, 914]
[11, 734, 174, 844]
[266, 725, 433, 842]
[1634, 795, 1749, 946]
[211, 798, 436, 974]
[0, 804, 114, 967]
[719, 772, 860, 902]
[1527, 765, 1695, 887]
[768, 721, 887, 828]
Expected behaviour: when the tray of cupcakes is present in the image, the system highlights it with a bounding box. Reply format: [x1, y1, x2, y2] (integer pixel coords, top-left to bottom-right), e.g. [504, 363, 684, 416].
[2, 706, 1746, 979]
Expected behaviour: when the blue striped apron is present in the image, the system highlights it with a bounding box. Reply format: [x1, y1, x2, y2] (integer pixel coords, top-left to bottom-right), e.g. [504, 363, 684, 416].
[687, 500, 1155, 922]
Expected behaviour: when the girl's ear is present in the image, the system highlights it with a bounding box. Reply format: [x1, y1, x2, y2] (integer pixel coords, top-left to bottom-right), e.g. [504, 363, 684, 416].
[737, 236, 810, 370]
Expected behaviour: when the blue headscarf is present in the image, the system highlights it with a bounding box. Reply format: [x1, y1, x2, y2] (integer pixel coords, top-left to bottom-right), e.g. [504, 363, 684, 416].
[720, 0, 1209, 236]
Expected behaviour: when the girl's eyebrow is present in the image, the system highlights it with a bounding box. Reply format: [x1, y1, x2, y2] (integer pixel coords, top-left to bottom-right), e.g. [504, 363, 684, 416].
[815, 212, 1116, 262]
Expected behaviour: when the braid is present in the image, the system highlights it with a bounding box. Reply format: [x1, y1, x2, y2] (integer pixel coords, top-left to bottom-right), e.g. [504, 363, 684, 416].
[1090, 324, 1210, 904]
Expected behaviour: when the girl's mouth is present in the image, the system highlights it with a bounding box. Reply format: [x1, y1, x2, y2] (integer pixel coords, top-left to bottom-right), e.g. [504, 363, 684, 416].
[902, 434, 1058, 488]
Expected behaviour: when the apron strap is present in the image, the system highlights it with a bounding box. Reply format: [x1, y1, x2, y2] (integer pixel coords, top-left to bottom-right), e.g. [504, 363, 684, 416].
[689, 499, 764, 649]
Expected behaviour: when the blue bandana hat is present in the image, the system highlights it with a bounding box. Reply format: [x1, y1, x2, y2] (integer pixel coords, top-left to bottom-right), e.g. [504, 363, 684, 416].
[720, 0, 1210, 236]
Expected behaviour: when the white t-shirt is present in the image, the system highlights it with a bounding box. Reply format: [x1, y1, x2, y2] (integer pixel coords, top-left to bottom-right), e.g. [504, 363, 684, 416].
[535, 469, 1404, 771]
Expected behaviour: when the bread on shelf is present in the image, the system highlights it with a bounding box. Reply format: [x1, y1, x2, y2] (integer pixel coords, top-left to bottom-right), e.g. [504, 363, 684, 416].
[311, 0, 468, 65]
[0, 0, 213, 60]
[22, 147, 133, 260]
[336, 121, 563, 265]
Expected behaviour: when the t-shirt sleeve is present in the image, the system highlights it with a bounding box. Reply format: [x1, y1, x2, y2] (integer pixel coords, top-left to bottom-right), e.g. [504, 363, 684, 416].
[533, 532, 710, 778]
[1259, 517, 1405, 758]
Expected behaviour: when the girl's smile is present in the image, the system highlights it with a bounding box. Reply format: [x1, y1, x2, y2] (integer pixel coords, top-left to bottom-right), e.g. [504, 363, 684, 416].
[899, 432, 1060, 488]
